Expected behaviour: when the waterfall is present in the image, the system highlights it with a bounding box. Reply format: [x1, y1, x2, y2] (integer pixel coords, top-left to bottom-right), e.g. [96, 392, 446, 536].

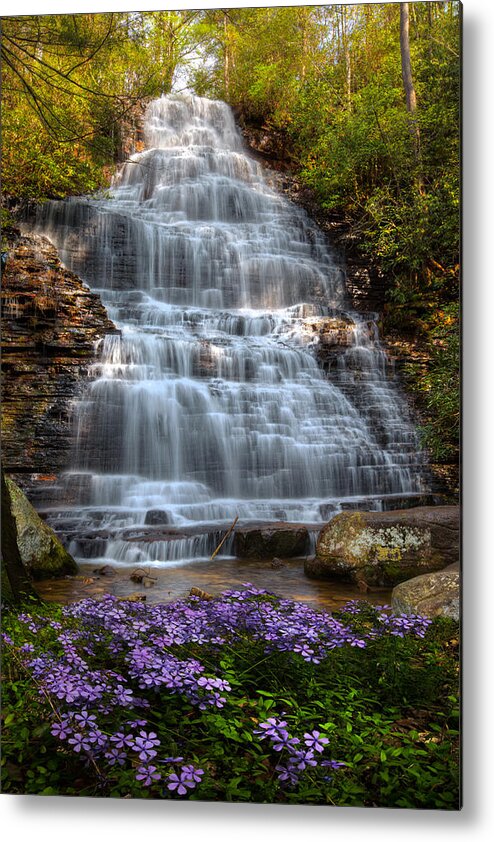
[35, 94, 426, 566]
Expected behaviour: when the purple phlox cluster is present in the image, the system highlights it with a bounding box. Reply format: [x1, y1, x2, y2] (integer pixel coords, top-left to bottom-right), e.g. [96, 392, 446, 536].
[29, 654, 116, 706]
[4, 586, 433, 798]
[339, 600, 362, 615]
[50, 708, 107, 753]
[45, 701, 200, 794]
[125, 642, 230, 709]
[59, 588, 430, 674]
[14, 611, 56, 634]
[340, 600, 432, 640]
[383, 613, 432, 638]
[254, 717, 342, 788]
[166, 764, 204, 796]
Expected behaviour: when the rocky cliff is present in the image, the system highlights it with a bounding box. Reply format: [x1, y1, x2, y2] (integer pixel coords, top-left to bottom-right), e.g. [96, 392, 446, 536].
[1, 231, 116, 498]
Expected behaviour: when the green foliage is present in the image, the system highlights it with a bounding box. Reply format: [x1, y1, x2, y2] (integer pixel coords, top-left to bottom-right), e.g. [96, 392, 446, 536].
[1, 11, 203, 203]
[405, 303, 460, 462]
[2, 596, 459, 807]
[2, 106, 104, 202]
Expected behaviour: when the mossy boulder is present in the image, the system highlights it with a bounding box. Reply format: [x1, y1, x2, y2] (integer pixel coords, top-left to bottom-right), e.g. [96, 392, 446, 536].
[6, 477, 78, 579]
[391, 563, 460, 620]
[305, 506, 459, 587]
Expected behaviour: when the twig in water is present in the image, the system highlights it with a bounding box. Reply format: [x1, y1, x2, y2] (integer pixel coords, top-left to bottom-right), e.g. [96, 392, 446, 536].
[209, 516, 238, 561]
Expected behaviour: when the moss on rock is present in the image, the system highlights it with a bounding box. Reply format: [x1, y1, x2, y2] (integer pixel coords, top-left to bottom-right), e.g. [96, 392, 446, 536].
[306, 507, 459, 587]
[6, 477, 78, 579]
[391, 565, 460, 620]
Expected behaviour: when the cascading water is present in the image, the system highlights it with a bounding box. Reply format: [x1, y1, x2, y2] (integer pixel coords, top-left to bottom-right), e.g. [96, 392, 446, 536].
[35, 94, 426, 566]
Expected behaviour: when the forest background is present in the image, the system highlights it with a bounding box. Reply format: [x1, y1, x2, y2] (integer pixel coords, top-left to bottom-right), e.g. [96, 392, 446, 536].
[1, 0, 460, 470]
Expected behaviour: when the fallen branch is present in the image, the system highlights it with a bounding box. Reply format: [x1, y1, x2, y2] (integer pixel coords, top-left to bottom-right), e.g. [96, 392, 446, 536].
[209, 516, 238, 561]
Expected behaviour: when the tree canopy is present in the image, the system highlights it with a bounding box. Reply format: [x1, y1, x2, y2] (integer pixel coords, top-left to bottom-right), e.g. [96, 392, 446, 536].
[1, 10, 202, 200]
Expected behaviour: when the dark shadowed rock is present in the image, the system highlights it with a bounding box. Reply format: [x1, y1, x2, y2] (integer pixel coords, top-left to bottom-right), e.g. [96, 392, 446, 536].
[144, 509, 170, 525]
[234, 522, 310, 559]
[305, 506, 459, 587]
[391, 563, 460, 620]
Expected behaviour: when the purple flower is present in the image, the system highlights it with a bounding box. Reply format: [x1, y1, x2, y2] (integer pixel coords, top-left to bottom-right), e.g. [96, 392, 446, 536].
[105, 747, 127, 766]
[303, 730, 329, 753]
[88, 729, 107, 748]
[180, 764, 204, 783]
[68, 733, 92, 753]
[134, 730, 160, 761]
[114, 685, 134, 706]
[110, 731, 135, 749]
[271, 733, 300, 752]
[166, 765, 203, 795]
[125, 719, 148, 728]
[321, 759, 347, 769]
[136, 764, 161, 786]
[275, 764, 299, 786]
[74, 710, 97, 726]
[166, 773, 193, 796]
[51, 719, 72, 740]
[289, 748, 318, 770]
[253, 717, 289, 740]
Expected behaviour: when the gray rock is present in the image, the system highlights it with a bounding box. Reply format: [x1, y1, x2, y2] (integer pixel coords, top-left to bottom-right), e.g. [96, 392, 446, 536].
[144, 509, 170, 525]
[6, 477, 78, 579]
[305, 506, 459, 587]
[391, 565, 460, 620]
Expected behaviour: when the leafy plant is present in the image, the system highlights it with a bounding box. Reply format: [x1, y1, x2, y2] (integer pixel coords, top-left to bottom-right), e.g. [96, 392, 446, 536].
[1, 587, 459, 807]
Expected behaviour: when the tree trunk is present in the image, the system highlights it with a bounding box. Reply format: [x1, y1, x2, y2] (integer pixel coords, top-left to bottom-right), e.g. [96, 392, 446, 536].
[223, 13, 230, 98]
[400, 2, 420, 157]
[1, 469, 39, 603]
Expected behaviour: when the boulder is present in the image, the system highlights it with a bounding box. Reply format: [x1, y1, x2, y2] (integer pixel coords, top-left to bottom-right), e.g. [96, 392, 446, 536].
[144, 509, 170, 525]
[234, 522, 310, 559]
[305, 506, 459, 587]
[6, 477, 78, 579]
[391, 563, 460, 620]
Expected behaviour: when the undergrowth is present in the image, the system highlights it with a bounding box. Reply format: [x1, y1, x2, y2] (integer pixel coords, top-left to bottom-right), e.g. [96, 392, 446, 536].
[1, 587, 460, 808]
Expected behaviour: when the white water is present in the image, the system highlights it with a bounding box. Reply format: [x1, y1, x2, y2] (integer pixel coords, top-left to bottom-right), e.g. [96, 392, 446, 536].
[35, 94, 425, 565]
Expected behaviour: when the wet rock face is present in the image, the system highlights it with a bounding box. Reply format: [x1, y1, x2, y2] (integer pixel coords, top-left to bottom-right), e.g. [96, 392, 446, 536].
[234, 522, 310, 559]
[391, 563, 460, 621]
[305, 507, 460, 587]
[1, 233, 116, 479]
